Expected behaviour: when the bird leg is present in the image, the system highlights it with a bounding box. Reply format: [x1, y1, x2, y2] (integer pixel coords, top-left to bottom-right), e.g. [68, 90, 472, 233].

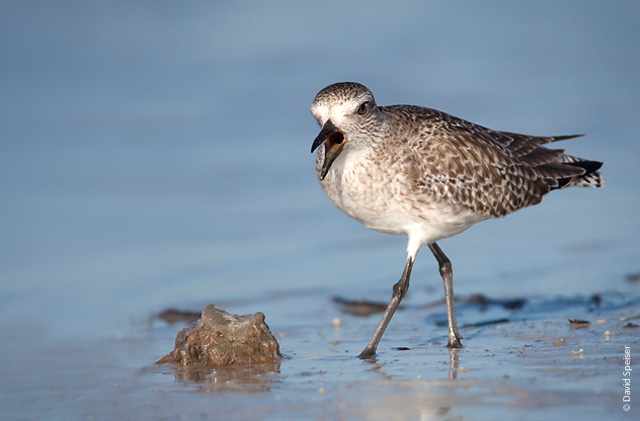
[358, 257, 414, 359]
[428, 242, 463, 348]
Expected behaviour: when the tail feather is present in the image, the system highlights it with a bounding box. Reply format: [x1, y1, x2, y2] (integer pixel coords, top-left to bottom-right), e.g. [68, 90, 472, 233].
[553, 155, 604, 189]
[484, 128, 603, 190]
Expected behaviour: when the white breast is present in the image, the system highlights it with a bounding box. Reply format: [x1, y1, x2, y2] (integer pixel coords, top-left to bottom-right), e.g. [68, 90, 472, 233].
[316, 143, 484, 247]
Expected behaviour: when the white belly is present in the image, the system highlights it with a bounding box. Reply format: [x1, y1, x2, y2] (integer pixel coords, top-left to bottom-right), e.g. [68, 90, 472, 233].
[317, 145, 485, 246]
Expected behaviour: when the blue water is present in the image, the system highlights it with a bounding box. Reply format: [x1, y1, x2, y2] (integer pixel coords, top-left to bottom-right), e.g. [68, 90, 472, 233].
[1, 1, 638, 419]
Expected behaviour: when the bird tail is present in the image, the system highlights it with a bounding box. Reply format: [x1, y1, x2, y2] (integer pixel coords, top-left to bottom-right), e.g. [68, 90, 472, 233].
[553, 155, 604, 189]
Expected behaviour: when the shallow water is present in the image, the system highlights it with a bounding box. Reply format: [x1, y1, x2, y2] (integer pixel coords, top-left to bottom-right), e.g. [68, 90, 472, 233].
[1, 1, 639, 420]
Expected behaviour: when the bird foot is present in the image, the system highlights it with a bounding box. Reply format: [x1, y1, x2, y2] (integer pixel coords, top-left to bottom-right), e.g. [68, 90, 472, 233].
[358, 347, 378, 360]
[447, 333, 464, 349]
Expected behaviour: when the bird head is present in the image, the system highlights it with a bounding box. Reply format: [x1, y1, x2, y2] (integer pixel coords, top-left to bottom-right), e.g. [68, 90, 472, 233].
[310, 82, 381, 179]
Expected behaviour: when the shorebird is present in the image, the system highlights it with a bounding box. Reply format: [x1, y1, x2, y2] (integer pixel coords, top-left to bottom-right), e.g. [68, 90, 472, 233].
[310, 82, 603, 359]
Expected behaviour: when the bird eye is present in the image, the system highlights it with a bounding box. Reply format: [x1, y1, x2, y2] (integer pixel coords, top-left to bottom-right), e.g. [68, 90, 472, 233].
[357, 101, 369, 115]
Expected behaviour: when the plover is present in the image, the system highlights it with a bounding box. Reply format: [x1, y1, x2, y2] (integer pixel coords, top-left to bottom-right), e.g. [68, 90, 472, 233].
[310, 82, 603, 359]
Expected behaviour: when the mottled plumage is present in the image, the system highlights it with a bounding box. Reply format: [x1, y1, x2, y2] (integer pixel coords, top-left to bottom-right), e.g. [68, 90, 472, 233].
[310, 82, 603, 359]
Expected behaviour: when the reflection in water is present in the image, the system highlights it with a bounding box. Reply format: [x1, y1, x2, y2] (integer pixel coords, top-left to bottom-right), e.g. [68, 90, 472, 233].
[167, 361, 282, 393]
[434, 348, 460, 418]
[448, 348, 460, 381]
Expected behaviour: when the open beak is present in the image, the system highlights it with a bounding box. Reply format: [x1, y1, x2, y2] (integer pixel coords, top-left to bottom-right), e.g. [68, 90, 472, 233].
[311, 120, 345, 180]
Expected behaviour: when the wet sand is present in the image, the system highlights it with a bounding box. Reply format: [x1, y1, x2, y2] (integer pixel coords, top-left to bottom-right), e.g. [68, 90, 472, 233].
[149, 288, 638, 420]
[1, 271, 637, 420]
[7, 286, 631, 420]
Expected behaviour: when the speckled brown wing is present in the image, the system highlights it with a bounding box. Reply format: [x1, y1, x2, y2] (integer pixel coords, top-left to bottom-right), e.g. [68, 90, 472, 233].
[382, 105, 602, 218]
